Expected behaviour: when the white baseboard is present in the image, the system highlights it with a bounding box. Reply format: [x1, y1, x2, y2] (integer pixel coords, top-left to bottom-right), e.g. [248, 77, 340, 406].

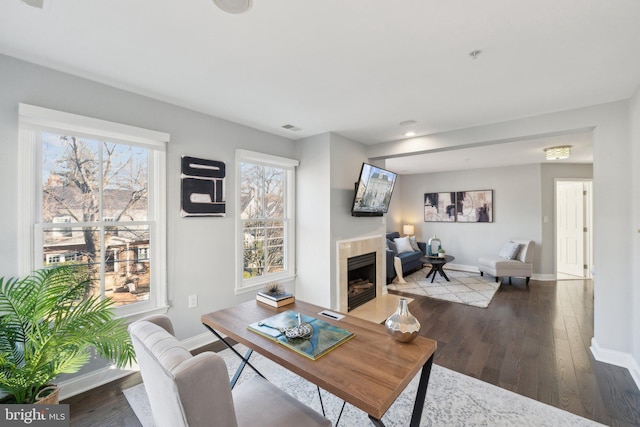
[181, 331, 218, 351]
[58, 365, 139, 401]
[591, 338, 640, 390]
[58, 332, 219, 400]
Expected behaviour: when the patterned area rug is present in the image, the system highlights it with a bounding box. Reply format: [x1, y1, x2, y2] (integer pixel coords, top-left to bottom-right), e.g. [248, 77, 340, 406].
[124, 344, 602, 427]
[387, 268, 500, 308]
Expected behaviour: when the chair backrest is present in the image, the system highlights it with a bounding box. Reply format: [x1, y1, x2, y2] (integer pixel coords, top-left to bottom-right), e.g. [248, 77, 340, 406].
[512, 239, 535, 264]
[128, 315, 239, 427]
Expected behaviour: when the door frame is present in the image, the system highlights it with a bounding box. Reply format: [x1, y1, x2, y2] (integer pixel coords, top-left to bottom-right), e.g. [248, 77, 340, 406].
[554, 178, 593, 279]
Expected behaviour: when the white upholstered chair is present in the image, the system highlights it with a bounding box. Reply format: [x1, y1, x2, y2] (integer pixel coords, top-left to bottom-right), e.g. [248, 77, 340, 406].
[478, 239, 535, 285]
[128, 314, 331, 427]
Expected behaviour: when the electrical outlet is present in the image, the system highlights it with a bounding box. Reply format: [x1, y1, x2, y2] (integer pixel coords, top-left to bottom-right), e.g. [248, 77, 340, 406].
[188, 294, 198, 308]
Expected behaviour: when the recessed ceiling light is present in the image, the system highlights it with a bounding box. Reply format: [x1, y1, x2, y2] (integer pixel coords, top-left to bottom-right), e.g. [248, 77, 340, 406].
[212, 0, 252, 14]
[399, 120, 416, 127]
[404, 131, 416, 137]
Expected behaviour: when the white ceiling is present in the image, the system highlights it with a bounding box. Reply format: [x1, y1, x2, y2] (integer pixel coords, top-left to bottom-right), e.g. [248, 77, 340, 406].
[1, 0, 638, 172]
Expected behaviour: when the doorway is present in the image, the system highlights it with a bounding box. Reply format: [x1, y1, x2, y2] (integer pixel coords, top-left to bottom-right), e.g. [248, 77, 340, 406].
[556, 180, 593, 279]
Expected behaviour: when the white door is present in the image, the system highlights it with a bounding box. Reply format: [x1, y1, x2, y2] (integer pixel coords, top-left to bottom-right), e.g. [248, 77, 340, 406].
[557, 181, 585, 276]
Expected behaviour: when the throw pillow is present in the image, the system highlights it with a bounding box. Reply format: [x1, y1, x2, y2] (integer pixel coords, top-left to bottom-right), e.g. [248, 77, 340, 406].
[387, 239, 398, 255]
[499, 241, 521, 260]
[394, 236, 414, 254]
[409, 236, 420, 252]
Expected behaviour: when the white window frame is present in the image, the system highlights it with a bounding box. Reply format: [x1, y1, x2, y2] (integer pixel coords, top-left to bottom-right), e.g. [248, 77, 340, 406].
[18, 104, 169, 319]
[235, 149, 298, 293]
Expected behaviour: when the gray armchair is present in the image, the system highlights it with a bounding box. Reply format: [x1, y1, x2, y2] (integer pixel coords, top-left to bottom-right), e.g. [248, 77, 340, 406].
[128, 314, 331, 427]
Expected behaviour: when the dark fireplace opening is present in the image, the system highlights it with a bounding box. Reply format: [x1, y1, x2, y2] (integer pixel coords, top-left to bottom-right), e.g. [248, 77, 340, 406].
[347, 252, 376, 311]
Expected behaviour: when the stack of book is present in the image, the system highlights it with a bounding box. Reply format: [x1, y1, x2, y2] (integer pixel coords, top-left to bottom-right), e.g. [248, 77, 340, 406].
[256, 291, 295, 307]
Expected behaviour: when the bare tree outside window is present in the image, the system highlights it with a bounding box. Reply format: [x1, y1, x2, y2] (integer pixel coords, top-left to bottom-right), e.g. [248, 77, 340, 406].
[41, 132, 151, 306]
[240, 163, 285, 279]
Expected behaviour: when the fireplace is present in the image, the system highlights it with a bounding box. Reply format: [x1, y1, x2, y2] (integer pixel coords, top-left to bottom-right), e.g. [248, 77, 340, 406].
[347, 252, 376, 311]
[337, 236, 385, 313]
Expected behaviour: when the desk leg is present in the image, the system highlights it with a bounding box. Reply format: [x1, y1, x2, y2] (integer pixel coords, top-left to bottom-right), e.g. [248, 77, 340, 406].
[410, 353, 434, 427]
[202, 323, 266, 388]
[368, 415, 386, 427]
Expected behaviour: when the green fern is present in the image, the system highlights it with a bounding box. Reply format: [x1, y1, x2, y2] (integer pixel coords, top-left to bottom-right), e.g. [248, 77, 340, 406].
[0, 266, 135, 403]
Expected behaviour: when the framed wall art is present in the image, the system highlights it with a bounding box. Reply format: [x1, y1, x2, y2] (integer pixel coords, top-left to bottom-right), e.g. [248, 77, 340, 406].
[455, 190, 493, 223]
[180, 156, 226, 217]
[424, 192, 456, 222]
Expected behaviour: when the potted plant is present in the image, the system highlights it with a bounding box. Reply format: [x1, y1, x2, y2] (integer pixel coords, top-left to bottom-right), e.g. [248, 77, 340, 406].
[0, 266, 135, 404]
[438, 248, 446, 258]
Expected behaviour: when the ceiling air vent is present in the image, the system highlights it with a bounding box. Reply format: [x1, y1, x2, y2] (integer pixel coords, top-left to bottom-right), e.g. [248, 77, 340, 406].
[281, 124, 302, 132]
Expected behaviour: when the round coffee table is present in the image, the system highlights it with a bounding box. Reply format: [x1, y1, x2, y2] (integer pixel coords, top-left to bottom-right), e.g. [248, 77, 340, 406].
[420, 255, 455, 283]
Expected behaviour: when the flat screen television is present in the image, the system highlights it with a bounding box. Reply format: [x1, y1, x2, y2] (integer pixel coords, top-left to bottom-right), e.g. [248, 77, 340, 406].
[351, 163, 398, 217]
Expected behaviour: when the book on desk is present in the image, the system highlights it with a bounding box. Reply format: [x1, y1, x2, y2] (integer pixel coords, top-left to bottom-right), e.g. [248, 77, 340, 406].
[247, 310, 354, 360]
[256, 291, 295, 307]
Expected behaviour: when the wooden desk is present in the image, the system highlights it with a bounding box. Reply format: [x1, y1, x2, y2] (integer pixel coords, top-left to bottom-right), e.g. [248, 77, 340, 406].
[201, 300, 437, 427]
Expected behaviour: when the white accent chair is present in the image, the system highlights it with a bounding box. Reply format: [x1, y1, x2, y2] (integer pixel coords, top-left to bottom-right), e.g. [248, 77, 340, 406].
[478, 239, 535, 285]
[128, 314, 331, 427]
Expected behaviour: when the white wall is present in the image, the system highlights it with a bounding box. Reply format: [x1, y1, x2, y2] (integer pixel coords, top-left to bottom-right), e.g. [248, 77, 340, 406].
[369, 102, 638, 383]
[295, 133, 332, 306]
[630, 86, 640, 381]
[0, 54, 297, 342]
[392, 164, 543, 272]
[296, 132, 386, 309]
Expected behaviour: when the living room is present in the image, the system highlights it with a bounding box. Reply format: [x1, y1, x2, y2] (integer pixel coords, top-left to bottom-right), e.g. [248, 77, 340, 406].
[1, 1, 639, 426]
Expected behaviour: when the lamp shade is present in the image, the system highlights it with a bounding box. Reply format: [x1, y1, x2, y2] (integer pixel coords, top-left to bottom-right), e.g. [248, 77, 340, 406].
[403, 225, 414, 236]
[544, 145, 571, 160]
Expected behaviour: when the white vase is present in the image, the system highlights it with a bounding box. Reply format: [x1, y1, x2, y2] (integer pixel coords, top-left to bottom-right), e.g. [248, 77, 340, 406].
[384, 298, 420, 343]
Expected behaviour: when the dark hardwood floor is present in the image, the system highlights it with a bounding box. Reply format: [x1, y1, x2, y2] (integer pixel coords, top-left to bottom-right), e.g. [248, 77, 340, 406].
[65, 279, 640, 426]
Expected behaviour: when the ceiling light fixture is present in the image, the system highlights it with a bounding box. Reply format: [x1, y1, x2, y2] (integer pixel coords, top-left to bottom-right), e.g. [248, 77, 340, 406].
[399, 120, 416, 127]
[544, 145, 571, 160]
[212, 0, 252, 14]
[469, 50, 482, 60]
[404, 131, 416, 137]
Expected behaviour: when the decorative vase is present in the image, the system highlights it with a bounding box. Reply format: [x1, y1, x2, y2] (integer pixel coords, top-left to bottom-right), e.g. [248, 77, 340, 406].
[427, 236, 441, 257]
[385, 298, 420, 343]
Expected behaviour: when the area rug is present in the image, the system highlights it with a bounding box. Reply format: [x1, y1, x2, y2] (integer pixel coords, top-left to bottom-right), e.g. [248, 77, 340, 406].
[387, 268, 500, 308]
[124, 344, 602, 427]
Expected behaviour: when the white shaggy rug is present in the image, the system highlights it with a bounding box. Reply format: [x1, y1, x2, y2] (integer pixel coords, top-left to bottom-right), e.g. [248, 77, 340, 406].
[124, 344, 602, 427]
[387, 268, 500, 308]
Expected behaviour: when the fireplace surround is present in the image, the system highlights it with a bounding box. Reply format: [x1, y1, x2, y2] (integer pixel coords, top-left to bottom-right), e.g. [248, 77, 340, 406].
[337, 236, 385, 313]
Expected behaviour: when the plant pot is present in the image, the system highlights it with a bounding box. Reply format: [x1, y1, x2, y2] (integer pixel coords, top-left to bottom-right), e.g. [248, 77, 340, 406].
[35, 385, 60, 405]
[438, 253, 445, 258]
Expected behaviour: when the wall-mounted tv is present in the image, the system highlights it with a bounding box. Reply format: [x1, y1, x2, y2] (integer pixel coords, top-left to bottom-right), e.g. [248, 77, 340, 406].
[351, 163, 398, 217]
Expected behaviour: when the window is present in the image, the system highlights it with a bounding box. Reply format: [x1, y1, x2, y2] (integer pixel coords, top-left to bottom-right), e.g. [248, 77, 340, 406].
[19, 104, 168, 317]
[236, 150, 298, 292]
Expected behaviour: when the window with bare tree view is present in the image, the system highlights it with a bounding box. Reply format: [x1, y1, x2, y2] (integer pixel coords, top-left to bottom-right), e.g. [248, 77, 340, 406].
[41, 133, 151, 306]
[237, 150, 297, 290]
[19, 103, 168, 315]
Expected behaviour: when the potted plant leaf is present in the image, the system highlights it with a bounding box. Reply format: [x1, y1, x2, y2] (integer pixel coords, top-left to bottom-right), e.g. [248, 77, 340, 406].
[0, 266, 135, 404]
